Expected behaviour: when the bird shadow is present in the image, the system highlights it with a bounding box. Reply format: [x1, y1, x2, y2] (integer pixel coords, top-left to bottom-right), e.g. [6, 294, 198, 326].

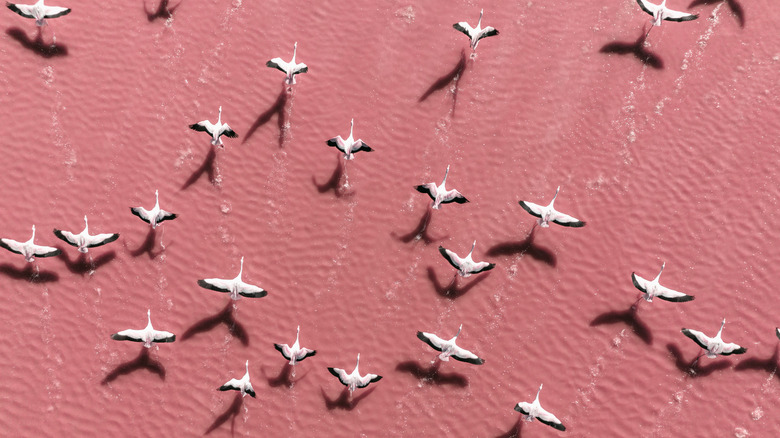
[495, 418, 525, 438]
[419, 49, 468, 115]
[127, 228, 161, 259]
[427, 267, 490, 300]
[689, 0, 744, 27]
[395, 360, 468, 387]
[205, 392, 244, 435]
[145, 0, 182, 22]
[590, 302, 653, 345]
[321, 387, 376, 411]
[600, 28, 664, 70]
[180, 301, 249, 346]
[181, 145, 217, 190]
[0, 263, 59, 283]
[391, 208, 447, 244]
[486, 228, 556, 267]
[243, 84, 289, 148]
[6, 27, 68, 58]
[58, 250, 117, 276]
[264, 363, 294, 388]
[101, 348, 165, 384]
[666, 343, 731, 377]
[312, 156, 353, 198]
[734, 344, 779, 380]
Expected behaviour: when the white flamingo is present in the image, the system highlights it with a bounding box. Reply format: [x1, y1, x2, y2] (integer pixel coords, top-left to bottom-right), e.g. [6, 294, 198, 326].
[637, 0, 698, 37]
[266, 42, 308, 85]
[6, 0, 70, 26]
[130, 190, 177, 229]
[189, 106, 238, 147]
[518, 186, 585, 228]
[274, 326, 316, 376]
[439, 240, 495, 277]
[326, 119, 373, 160]
[0, 225, 60, 262]
[197, 257, 268, 300]
[327, 354, 382, 395]
[514, 384, 566, 431]
[110, 309, 176, 348]
[632, 262, 694, 303]
[416, 324, 484, 364]
[53, 215, 119, 253]
[682, 318, 747, 365]
[453, 9, 499, 50]
[415, 165, 468, 209]
[219, 360, 256, 398]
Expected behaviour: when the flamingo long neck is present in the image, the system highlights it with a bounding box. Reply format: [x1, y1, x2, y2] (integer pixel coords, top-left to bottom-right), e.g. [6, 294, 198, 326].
[83, 216, 89, 233]
[550, 187, 560, 207]
[30, 225, 36, 241]
[238, 257, 244, 279]
[468, 240, 476, 257]
[349, 119, 355, 140]
[536, 384, 543, 402]
[442, 165, 450, 185]
[245, 360, 250, 375]
[455, 324, 463, 339]
[355, 354, 361, 373]
[295, 326, 301, 344]
[477, 9, 483, 28]
[654, 262, 665, 282]
[146, 309, 153, 329]
[217, 106, 223, 125]
[716, 319, 726, 339]
[292, 42, 298, 63]
[154, 190, 160, 208]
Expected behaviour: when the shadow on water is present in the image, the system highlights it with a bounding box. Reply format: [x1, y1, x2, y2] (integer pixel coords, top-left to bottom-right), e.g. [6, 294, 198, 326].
[127, 228, 160, 259]
[144, 0, 182, 22]
[419, 49, 468, 115]
[180, 301, 249, 346]
[181, 145, 217, 190]
[312, 156, 353, 198]
[321, 387, 376, 411]
[101, 348, 165, 384]
[6, 27, 68, 58]
[205, 392, 243, 435]
[392, 208, 447, 244]
[600, 28, 664, 70]
[58, 250, 117, 276]
[689, 0, 745, 27]
[0, 263, 58, 283]
[395, 360, 468, 387]
[666, 343, 731, 377]
[734, 344, 779, 379]
[244, 84, 289, 148]
[590, 302, 653, 345]
[264, 363, 294, 388]
[495, 418, 525, 438]
[427, 267, 490, 300]
[486, 228, 556, 267]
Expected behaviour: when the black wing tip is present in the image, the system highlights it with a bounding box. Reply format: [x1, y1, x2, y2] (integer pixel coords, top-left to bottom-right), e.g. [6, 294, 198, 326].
[371, 375, 383, 383]
[218, 385, 232, 392]
[37, 248, 62, 258]
[518, 201, 542, 218]
[455, 356, 484, 365]
[327, 367, 340, 377]
[326, 138, 338, 147]
[224, 129, 239, 138]
[514, 404, 529, 414]
[554, 219, 586, 227]
[453, 196, 469, 204]
[658, 294, 695, 303]
[246, 389, 256, 398]
[239, 290, 268, 298]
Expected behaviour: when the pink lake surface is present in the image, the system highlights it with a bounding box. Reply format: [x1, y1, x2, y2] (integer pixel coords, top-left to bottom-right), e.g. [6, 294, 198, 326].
[1, 0, 779, 436]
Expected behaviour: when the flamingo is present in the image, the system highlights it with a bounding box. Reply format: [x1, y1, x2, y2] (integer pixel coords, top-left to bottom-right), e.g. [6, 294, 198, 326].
[197, 257, 268, 300]
[416, 324, 484, 364]
[632, 262, 694, 303]
[326, 119, 373, 160]
[514, 384, 566, 431]
[327, 354, 382, 395]
[453, 9, 499, 51]
[266, 42, 308, 85]
[130, 190, 177, 229]
[218, 360, 256, 398]
[682, 318, 747, 365]
[110, 309, 176, 348]
[439, 240, 495, 277]
[189, 106, 238, 147]
[518, 186, 585, 228]
[53, 215, 119, 253]
[415, 165, 468, 209]
[274, 326, 316, 376]
[0, 225, 60, 262]
[6, 0, 70, 26]
[637, 0, 698, 37]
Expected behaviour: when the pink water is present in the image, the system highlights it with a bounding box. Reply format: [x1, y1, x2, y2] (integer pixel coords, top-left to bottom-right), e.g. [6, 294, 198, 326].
[1, 0, 779, 436]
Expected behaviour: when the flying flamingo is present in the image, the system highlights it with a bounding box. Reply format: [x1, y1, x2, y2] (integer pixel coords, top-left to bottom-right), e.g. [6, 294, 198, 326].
[631, 262, 694, 303]
[197, 257, 268, 300]
[266, 42, 309, 85]
[0, 225, 60, 262]
[636, 0, 698, 37]
[189, 106, 238, 147]
[6, 0, 70, 26]
[439, 240, 495, 277]
[327, 354, 382, 396]
[682, 318, 747, 367]
[274, 326, 316, 376]
[518, 186, 585, 228]
[415, 165, 468, 210]
[514, 384, 566, 431]
[53, 215, 119, 253]
[416, 324, 484, 365]
[130, 190, 177, 229]
[219, 360, 256, 398]
[110, 309, 176, 348]
[453, 9, 499, 51]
